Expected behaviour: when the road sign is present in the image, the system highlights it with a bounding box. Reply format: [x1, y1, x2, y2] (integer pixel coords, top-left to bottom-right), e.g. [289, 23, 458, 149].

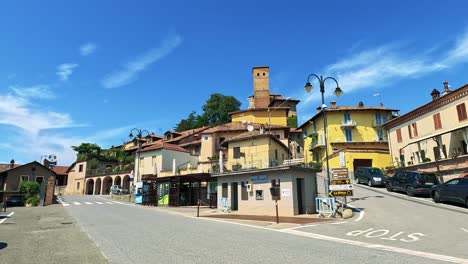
[329, 184, 353, 191]
[331, 168, 349, 180]
[331, 179, 351, 185]
[329, 190, 353, 197]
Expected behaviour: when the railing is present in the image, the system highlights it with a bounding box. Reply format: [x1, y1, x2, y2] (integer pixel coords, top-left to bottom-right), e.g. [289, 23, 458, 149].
[310, 142, 325, 150]
[341, 120, 358, 127]
[86, 168, 134, 177]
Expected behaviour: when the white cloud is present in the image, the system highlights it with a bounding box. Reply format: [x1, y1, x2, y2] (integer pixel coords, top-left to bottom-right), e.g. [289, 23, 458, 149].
[101, 33, 182, 89]
[10, 84, 55, 99]
[79, 42, 97, 56]
[57, 63, 78, 81]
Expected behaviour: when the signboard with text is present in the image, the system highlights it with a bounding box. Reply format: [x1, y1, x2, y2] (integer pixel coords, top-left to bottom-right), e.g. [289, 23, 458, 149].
[329, 190, 353, 197]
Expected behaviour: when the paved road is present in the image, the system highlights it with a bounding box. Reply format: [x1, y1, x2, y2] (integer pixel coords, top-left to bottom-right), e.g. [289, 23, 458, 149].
[61, 195, 467, 264]
[293, 184, 468, 261]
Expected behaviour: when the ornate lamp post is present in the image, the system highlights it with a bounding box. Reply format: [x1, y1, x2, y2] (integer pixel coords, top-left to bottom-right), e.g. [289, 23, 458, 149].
[304, 74, 342, 195]
[128, 128, 151, 183]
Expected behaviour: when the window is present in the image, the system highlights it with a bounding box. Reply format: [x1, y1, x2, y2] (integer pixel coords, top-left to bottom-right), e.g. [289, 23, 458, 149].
[377, 130, 384, 141]
[375, 113, 382, 125]
[20, 175, 29, 182]
[456, 103, 467, 121]
[396, 128, 402, 143]
[297, 146, 301, 154]
[344, 112, 351, 122]
[412, 123, 418, 137]
[447, 179, 460, 185]
[313, 121, 317, 132]
[233, 147, 241, 159]
[275, 149, 278, 160]
[263, 72, 265, 76]
[433, 113, 442, 129]
[36, 176, 44, 184]
[222, 183, 228, 198]
[152, 156, 156, 166]
[77, 182, 80, 190]
[461, 179, 468, 185]
[408, 125, 413, 139]
[79, 164, 83, 172]
[218, 137, 225, 144]
[345, 129, 352, 142]
[255, 190, 264, 200]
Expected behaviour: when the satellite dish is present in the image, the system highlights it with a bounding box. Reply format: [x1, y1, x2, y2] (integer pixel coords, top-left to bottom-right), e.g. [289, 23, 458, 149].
[241, 120, 247, 124]
[247, 125, 254, 132]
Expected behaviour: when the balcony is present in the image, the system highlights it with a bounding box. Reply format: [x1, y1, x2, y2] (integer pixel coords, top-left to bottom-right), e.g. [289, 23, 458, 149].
[309, 142, 326, 151]
[341, 120, 358, 128]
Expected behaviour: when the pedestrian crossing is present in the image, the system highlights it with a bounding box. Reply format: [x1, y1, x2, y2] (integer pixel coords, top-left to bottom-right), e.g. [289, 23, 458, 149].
[58, 200, 127, 207]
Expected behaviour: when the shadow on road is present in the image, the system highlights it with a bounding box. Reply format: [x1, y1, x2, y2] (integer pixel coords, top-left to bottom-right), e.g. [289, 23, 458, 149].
[0, 242, 7, 250]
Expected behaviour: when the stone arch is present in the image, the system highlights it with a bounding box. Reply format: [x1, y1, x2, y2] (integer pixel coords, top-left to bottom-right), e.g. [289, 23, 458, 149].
[86, 179, 94, 195]
[122, 175, 130, 190]
[114, 175, 122, 186]
[102, 176, 113, 195]
[94, 178, 102, 195]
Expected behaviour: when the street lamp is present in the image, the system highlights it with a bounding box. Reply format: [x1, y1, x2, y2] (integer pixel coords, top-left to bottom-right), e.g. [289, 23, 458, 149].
[304, 74, 342, 196]
[268, 97, 292, 134]
[128, 128, 151, 183]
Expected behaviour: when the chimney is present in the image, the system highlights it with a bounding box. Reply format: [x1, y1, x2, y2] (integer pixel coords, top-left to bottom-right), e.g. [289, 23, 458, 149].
[252, 66, 270, 108]
[9, 159, 14, 169]
[431, 88, 440, 101]
[358, 101, 364, 107]
[316, 106, 322, 113]
[442, 80, 451, 96]
[330, 100, 337, 109]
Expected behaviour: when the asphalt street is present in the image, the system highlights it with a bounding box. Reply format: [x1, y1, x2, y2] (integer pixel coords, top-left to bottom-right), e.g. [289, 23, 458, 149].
[61, 194, 468, 264]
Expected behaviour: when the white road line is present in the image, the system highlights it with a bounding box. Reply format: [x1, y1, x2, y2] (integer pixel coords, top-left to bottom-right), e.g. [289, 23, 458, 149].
[105, 202, 114, 204]
[346, 204, 365, 222]
[96, 202, 103, 204]
[462, 228, 468, 233]
[0, 212, 15, 224]
[73, 202, 81, 205]
[280, 229, 468, 264]
[113, 201, 125, 205]
[331, 222, 348, 225]
[85, 202, 93, 205]
[283, 224, 318, 231]
[195, 215, 468, 263]
[62, 203, 70, 207]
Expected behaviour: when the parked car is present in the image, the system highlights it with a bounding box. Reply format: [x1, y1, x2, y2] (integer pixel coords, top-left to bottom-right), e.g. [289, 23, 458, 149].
[431, 178, 468, 207]
[110, 185, 129, 195]
[6, 194, 25, 207]
[385, 171, 438, 196]
[354, 167, 386, 187]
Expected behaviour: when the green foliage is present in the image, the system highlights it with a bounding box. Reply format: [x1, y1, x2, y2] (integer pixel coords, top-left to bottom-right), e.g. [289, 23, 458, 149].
[113, 166, 121, 173]
[308, 161, 322, 170]
[19, 181, 40, 206]
[287, 115, 298, 128]
[72, 143, 102, 161]
[105, 167, 113, 173]
[175, 93, 241, 131]
[422, 157, 432, 163]
[123, 164, 130, 171]
[88, 158, 100, 169]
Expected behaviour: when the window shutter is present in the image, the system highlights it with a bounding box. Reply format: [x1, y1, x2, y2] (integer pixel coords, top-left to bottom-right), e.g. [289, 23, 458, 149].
[408, 125, 412, 139]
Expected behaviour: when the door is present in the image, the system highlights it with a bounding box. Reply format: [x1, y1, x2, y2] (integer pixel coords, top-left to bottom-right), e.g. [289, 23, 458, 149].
[353, 159, 372, 172]
[296, 178, 304, 214]
[231, 182, 238, 211]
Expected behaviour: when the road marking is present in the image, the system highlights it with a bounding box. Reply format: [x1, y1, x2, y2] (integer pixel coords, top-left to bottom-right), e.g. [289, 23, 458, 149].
[0, 212, 15, 224]
[85, 202, 93, 205]
[62, 203, 70, 206]
[462, 228, 468, 233]
[96, 202, 103, 204]
[195, 215, 468, 263]
[331, 221, 348, 225]
[113, 201, 125, 204]
[73, 202, 81, 205]
[346, 204, 365, 222]
[283, 224, 318, 231]
[105, 202, 114, 204]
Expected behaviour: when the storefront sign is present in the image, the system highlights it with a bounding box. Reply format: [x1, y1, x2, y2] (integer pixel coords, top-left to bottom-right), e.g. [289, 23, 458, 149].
[251, 175, 268, 183]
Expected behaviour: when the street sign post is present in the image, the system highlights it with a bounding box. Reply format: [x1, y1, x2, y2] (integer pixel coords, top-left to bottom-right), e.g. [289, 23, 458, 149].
[328, 190, 353, 197]
[329, 184, 353, 191]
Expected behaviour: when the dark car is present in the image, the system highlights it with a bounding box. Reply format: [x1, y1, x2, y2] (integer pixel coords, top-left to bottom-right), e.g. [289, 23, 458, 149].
[6, 194, 25, 207]
[431, 178, 468, 208]
[355, 167, 386, 187]
[385, 170, 438, 196]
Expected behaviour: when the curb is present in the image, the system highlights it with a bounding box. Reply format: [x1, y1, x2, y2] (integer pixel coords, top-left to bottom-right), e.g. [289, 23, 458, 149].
[354, 184, 468, 215]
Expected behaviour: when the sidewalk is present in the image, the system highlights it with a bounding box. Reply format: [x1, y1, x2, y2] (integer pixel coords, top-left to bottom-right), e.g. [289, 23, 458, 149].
[0, 205, 107, 264]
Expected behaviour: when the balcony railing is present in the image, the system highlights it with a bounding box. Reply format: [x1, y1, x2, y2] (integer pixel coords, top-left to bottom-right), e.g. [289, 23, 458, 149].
[309, 142, 326, 151]
[341, 120, 358, 128]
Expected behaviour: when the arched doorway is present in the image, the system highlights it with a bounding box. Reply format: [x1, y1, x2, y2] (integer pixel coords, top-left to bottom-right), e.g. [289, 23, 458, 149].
[114, 176, 122, 186]
[95, 178, 102, 195]
[122, 175, 130, 190]
[86, 179, 94, 195]
[102, 176, 113, 195]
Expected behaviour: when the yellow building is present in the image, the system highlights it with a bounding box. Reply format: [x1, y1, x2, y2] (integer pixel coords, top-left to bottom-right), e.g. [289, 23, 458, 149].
[221, 131, 289, 171]
[298, 101, 398, 173]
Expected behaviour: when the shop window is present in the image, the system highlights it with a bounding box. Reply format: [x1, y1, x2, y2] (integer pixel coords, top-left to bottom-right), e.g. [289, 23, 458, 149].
[255, 190, 264, 200]
[222, 183, 228, 198]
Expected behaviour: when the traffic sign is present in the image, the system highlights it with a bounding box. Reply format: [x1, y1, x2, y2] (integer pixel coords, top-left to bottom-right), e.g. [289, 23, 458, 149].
[331, 179, 351, 185]
[329, 190, 353, 197]
[329, 184, 353, 191]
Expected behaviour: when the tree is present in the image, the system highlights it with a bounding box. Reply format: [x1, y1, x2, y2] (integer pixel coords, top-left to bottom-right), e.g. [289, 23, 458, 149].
[175, 93, 241, 131]
[71, 143, 102, 161]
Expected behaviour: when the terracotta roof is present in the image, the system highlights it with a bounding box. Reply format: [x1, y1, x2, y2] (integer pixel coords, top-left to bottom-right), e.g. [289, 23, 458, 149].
[202, 121, 288, 134]
[221, 131, 289, 151]
[140, 142, 188, 153]
[229, 107, 290, 116]
[52, 166, 69, 175]
[178, 139, 201, 147]
[165, 126, 210, 143]
[298, 105, 399, 129]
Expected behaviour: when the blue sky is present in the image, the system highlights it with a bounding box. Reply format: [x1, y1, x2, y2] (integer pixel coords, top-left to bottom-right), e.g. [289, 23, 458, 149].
[2, 0, 468, 165]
